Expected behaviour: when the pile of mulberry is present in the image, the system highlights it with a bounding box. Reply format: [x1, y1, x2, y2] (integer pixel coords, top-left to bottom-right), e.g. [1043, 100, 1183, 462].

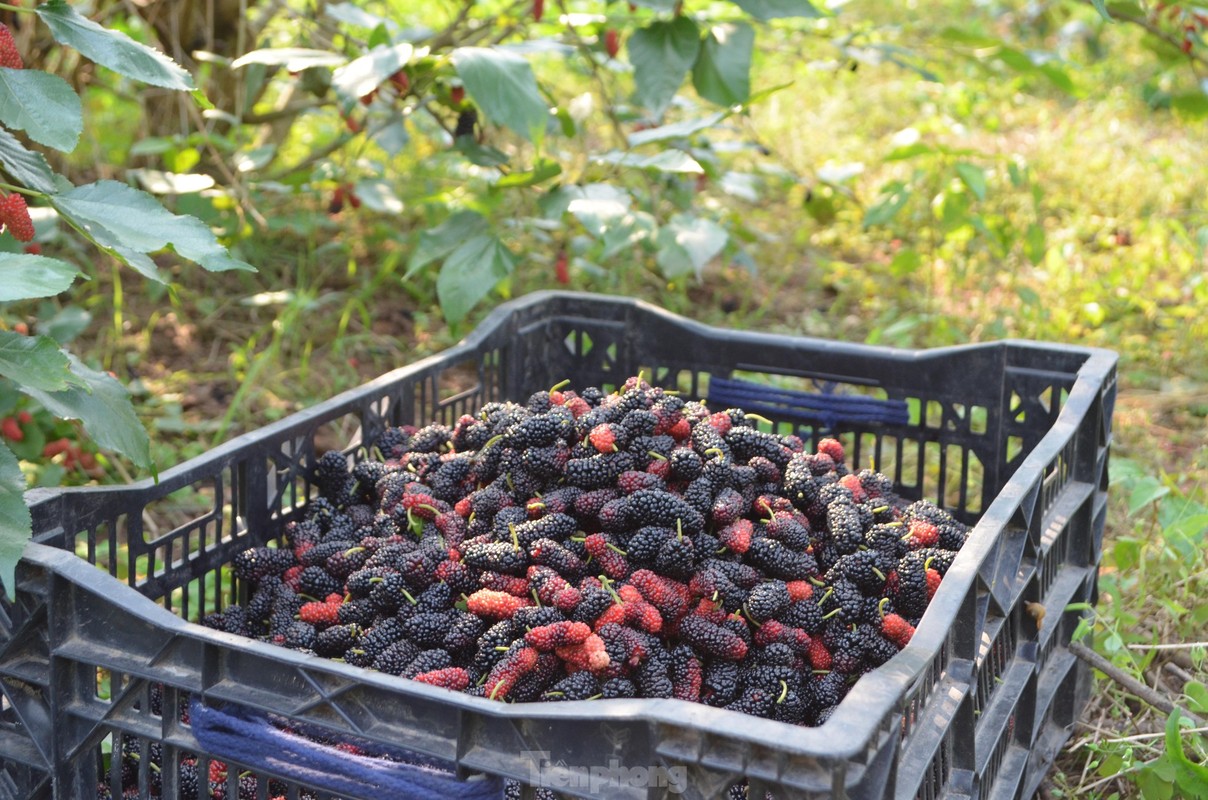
[207, 375, 971, 733]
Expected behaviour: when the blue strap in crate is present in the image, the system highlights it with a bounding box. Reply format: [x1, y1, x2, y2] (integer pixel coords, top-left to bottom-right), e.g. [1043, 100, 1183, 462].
[189, 699, 503, 800]
[707, 376, 909, 431]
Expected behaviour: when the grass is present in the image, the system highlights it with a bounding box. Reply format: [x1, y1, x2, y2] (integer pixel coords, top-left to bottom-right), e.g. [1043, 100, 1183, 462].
[29, 0, 1208, 795]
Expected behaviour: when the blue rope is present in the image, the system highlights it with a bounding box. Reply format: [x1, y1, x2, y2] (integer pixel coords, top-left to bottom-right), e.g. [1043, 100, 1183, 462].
[189, 699, 504, 800]
[707, 376, 909, 433]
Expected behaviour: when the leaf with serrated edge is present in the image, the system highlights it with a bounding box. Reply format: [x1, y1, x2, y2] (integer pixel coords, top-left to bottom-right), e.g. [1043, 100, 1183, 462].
[0, 127, 59, 194]
[593, 150, 704, 173]
[325, 2, 398, 31]
[495, 159, 561, 189]
[353, 179, 405, 214]
[863, 182, 911, 228]
[232, 48, 347, 71]
[664, 214, 728, 278]
[51, 181, 254, 274]
[452, 47, 548, 143]
[656, 230, 694, 280]
[406, 211, 490, 278]
[627, 18, 700, 119]
[0, 69, 83, 152]
[436, 234, 516, 323]
[111, 245, 166, 282]
[1128, 475, 1170, 515]
[333, 43, 413, 99]
[21, 353, 151, 470]
[954, 163, 987, 201]
[41, 306, 91, 346]
[692, 23, 754, 107]
[36, 1, 193, 90]
[728, 0, 823, 21]
[52, 213, 171, 283]
[0, 441, 30, 601]
[628, 112, 728, 147]
[1090, 0, 1114, 22]
[567, 185, 633, 238]
[0, 332, 82, 391]
[601, 211, 656, 260]
[0, 254, 84, 301]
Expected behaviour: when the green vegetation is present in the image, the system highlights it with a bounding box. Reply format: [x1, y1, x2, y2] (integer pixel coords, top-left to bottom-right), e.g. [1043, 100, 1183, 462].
[1, 0, 1206, 796]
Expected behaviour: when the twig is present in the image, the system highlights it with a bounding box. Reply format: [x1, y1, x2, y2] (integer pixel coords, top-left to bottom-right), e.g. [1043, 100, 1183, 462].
[107, 444, 135, 485]
[1069, 640, 1207, 728]
[1128, 641, 1208, 651]
[142, 509, 161, 539]
[1100, 4, 1208, 70]
[420, 102, 457, 139]
[1077, 763, 1147, 795]
[265, 130, 354, 182]
[1164, 662, 1197, 685]
[241, 100, 332, 125]
[555, 0, 628, 149]
[1150, 667, 1179, 709]
[247, 0, 293, 45]
[261, 106, 403, 182]
[419, 0, 526, 53]
[419, 0, 477, 51]
[181, 98, 268, 228]
[1102, 726, 1208, 745]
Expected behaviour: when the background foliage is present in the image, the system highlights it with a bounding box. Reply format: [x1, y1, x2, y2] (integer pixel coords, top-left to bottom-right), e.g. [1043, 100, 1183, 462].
[1, 0, 1206, 796]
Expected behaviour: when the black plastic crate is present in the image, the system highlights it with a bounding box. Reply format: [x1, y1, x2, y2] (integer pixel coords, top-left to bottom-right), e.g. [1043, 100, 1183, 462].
[0, 291, 1117, 800]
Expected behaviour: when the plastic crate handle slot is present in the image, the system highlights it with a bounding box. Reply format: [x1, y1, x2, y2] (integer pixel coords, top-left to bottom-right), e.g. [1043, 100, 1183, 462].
[188, 699, 503, 799]
[707, 376, 909, 432]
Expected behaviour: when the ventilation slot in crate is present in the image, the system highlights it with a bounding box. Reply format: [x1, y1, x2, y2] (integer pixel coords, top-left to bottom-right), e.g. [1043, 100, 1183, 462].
[915, 730, 951, 800]
[974, 614, 1018, 718]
